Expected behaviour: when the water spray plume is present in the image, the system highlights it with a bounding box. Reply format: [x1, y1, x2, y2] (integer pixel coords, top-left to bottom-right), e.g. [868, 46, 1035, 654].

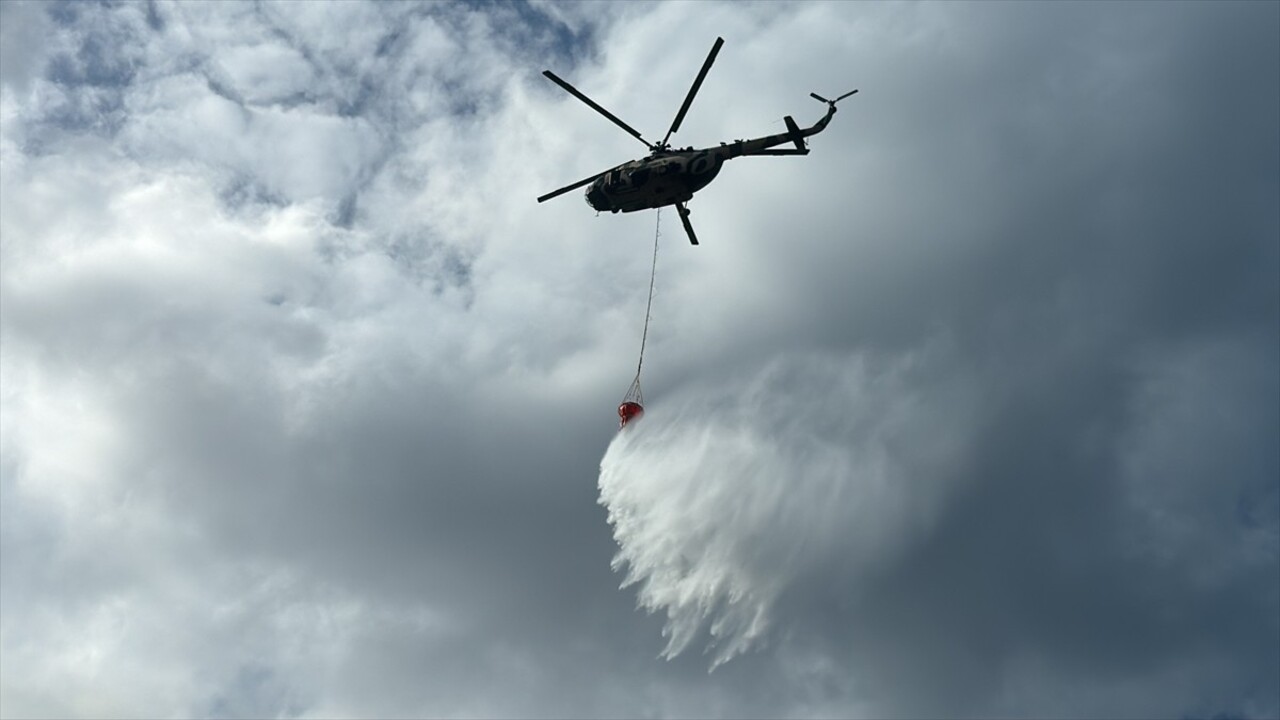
[598, 350, 969, 668]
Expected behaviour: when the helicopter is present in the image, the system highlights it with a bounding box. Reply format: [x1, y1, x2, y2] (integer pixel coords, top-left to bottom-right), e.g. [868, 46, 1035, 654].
[537, 36, 856, 245]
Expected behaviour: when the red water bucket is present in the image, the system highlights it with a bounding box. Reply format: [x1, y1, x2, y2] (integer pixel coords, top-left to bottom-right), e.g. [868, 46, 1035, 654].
[618, 401, 644, 429]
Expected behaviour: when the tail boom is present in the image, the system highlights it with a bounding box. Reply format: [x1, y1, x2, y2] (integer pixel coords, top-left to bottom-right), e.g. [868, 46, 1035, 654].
[715, 88, 857, 160]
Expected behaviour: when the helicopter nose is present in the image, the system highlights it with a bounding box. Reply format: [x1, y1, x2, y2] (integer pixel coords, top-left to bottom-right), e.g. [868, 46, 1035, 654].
[586, 185, 609, 211]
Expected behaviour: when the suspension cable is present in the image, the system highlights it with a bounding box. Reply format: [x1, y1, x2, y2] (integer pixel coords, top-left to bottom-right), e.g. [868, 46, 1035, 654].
[622, 208, 661, 408]
[636, 207, 660, 381]
[619, 209, 661, 419]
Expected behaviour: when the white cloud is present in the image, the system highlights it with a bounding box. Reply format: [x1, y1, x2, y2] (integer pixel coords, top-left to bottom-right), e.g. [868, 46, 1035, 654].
[1, 1, 1276, 717]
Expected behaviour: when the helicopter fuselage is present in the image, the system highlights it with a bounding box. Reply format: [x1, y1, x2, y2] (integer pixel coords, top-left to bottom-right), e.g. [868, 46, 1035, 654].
[537, 35, 855, 243]
[585, 149, 721, 213]
[582, 102, 839, 214]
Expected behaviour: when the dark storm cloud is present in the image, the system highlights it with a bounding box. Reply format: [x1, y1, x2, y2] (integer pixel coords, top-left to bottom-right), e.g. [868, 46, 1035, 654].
[1, 1, 1275, 718]
[601, 1, 1278, 717]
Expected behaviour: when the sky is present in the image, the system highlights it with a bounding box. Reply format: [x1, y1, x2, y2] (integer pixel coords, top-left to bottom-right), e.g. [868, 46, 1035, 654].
[1, 1, 1277, 718]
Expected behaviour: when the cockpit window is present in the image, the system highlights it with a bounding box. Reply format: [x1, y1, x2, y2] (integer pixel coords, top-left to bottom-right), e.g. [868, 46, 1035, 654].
[586, 185, 608, 210]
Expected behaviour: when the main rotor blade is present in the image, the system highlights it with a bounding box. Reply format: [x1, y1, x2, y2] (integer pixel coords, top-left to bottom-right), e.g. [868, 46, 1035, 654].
[835, 89, 859, 102]
[537, 169, 609, 204]
[810, 92, 830, 103]
[542, 70, 651, 149]
[661, 37, 724, 148]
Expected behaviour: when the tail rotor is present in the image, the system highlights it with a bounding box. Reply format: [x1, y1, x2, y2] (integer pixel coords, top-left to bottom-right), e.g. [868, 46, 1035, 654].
[810, 89, 858, 107]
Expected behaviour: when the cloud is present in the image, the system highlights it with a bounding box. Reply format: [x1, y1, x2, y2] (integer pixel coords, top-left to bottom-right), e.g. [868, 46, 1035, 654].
[594, 4, 1278, 716]
[0, 1, 53, 94]
[599, 330, 1277, 716]
[1, 1, 1276, 718]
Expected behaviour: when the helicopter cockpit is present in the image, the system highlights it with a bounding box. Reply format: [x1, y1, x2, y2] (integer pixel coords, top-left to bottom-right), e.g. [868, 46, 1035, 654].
[586, 184, 609, 211]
